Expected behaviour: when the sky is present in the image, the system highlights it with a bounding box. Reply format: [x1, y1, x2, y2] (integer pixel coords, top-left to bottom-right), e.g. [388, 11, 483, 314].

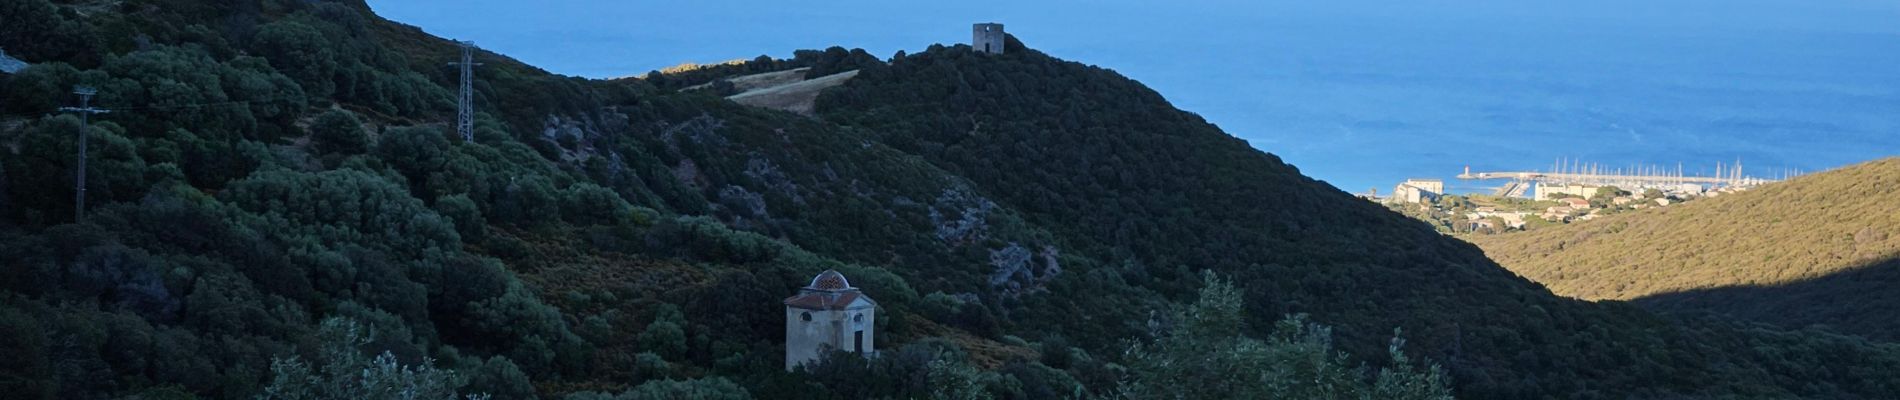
[369, 0, 1900, 193]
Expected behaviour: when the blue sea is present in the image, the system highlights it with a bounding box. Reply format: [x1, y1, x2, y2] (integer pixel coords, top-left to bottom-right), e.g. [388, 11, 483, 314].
[375, 0, 1900, 194]
[1037, 4, 1900, 194]
[1169, 28, 1900, 194]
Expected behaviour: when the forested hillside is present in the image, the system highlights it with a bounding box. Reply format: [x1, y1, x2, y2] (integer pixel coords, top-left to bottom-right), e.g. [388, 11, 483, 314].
[0, 1, 1443, 399]
[816, 41, 1900, 398]
[0, 1, 1897, 399]
[1470, 158, 1900, 340]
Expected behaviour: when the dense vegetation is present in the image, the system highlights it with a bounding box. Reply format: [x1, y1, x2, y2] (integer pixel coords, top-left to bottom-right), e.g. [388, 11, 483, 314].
[1119, 272, 1453, 400]
[1470, 158, 1900, 340]
[816, 41, 1900, 398]
[0, 1, 1453, 399]
[1, 1, 1898, 399]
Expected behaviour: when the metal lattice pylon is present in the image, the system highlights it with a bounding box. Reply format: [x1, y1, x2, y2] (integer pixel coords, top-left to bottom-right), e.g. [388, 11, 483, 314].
[450, 40, 482, 142]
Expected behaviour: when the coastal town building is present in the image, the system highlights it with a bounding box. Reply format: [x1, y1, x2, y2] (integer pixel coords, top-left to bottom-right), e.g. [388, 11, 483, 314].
[1390, 179, 1444, 204]
[1536, 183, 1600, 200]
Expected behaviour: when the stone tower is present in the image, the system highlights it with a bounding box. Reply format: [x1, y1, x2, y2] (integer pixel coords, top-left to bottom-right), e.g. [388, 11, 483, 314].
[973, 23, 1006, 55]
[784, 270, 878, 370]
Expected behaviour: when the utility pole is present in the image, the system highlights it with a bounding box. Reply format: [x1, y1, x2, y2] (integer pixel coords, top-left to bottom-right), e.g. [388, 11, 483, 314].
[58, 86, 108, 222]
[448, 40, 483, 143]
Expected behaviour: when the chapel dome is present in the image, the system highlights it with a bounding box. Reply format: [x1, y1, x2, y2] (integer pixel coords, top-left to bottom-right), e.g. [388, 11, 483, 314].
[808, 270, 852, 291]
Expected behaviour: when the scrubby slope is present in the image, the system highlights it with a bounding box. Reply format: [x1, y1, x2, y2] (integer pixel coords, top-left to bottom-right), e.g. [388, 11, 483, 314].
[1473, 158, 1900, 301]
[1470, 158, 1900, 338]
[2, 1, 1899, 399]
[0, 1, 1078, 398]
[817, 40, 1900, 398]
[1637, 257, 1900, 341]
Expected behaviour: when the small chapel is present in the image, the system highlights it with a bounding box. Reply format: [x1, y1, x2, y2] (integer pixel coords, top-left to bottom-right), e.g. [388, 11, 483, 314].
[783, 270, 877, 370]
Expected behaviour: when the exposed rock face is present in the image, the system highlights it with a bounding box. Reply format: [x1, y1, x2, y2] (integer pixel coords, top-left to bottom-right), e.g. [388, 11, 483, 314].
[671, 159, 704, 190]
[929, 185, 996, 246]
[987, 242, 1061, 296]
[716, 184, 769, 220]
[987, 243, 1032, 287]
[658, 115, 728, 154]
[744, 155, 803, 205]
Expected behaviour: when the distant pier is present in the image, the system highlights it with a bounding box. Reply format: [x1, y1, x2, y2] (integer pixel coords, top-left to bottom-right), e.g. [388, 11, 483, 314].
[1455, 158, 1791, 199]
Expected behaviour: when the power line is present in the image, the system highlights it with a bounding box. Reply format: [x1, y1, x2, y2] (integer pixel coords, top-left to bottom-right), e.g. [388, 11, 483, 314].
[57, 86, 108, 222]
[14, 88, 299, 222]
[0, 93, 304, 119]
[105, 94, 305, 111]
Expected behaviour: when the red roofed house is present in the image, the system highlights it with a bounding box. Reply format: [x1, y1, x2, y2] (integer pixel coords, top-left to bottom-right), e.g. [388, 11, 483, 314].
[784, 270, 877, 370]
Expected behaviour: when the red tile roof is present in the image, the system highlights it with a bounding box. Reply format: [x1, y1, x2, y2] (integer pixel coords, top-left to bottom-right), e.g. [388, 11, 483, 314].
[784, 291, 873, 310]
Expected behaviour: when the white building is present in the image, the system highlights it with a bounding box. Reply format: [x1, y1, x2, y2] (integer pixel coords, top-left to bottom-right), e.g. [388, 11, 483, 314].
[784, 270, 877, 370]
[1496, 212, 1527, 229]
[1535, 183, 1599, 200]
[1390, 179, 1444, 204]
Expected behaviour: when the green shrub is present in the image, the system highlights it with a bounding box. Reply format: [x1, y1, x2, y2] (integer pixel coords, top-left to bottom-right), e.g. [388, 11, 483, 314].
[375, 126, 450, 190]
[436, 194, 486, 242]
[466, 356, 535, 400]
[639, 305, 688, 361]
[562, 183, 630, 225]
[1120, 272, 1453, 400]
[617, 377, 750, 400]
[250, 20, 337, 99]
[261, 318, 475, 400]
[493, 175, 561, 228]
[310, 109, 370, 155]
